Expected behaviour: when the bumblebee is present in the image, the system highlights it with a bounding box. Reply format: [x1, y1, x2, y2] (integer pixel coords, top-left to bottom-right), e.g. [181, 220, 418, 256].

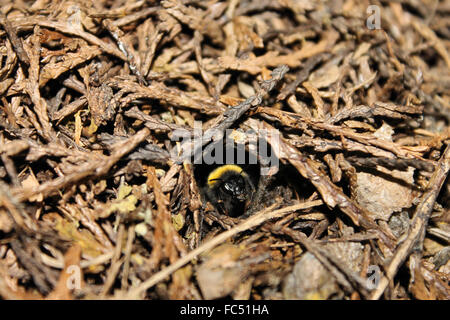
[204, 164, 256, 217]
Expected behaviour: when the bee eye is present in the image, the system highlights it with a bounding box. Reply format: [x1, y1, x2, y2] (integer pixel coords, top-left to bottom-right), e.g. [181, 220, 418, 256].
[224, 182, 233, 192]
[223, 180, 240, 195]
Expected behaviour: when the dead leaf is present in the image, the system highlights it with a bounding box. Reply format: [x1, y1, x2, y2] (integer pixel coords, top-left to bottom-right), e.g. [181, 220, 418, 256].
[283, 252, 339, 300]
[354, 166, 415, 220]
[309, 65, 340, 88]
[196, 244, 247, 299]
[47, 244, 82, 300]
[21, 172, 43, 202]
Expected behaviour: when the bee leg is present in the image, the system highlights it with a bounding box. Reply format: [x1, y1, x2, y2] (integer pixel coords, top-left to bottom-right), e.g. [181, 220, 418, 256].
[243, 174, 275, 217]
[196, 201, 207, 240]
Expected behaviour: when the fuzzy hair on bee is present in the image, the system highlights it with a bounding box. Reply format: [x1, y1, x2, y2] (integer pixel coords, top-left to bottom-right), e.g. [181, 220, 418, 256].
[203, 164, 256, 217]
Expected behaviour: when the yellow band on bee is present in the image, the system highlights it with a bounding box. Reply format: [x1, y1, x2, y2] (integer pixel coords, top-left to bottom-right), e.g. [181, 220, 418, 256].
[207, 164, 245, 187]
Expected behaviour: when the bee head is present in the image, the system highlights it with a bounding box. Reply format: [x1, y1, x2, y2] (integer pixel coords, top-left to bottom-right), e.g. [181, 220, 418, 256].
[205, 164, 256, 216]
[220, 174, 247, 201]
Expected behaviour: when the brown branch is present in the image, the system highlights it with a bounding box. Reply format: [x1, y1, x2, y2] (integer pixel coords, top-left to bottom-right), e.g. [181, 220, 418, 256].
[370, 144, 450, 300]
[125, 200, 323, 299]
[259, 121, 396, 248]
[12, 127, 151, 202]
